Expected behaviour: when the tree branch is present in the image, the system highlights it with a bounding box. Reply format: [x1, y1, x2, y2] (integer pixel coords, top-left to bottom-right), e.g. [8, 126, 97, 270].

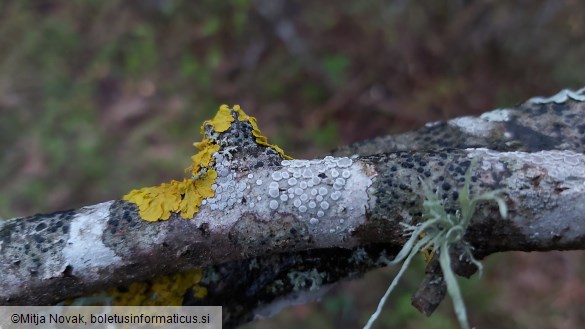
[1, 87, 584, 327]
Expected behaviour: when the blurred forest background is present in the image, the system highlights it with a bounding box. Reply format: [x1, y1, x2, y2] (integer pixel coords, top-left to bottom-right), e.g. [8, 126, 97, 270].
[1, 0, 584, 328]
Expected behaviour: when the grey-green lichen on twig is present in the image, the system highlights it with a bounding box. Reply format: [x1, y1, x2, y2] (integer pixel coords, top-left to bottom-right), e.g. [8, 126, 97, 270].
[364, 160, 508, 329]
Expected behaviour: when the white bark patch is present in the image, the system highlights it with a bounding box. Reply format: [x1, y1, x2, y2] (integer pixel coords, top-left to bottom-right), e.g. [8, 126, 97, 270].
[480, 108, 513, 122]
[61, 201, 121, 277]
[448, 116, 496, 138]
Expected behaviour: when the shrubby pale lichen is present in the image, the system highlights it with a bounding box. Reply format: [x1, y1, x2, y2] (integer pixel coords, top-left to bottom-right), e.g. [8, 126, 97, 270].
[364, 160, 508, 329]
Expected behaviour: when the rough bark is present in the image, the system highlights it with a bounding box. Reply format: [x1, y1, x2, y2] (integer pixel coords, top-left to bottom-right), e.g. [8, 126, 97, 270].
[1, 87, 584, 327]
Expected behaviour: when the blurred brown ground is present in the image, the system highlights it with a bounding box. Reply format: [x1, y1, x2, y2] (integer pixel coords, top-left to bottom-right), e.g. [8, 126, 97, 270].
[1, 1, 584, 328]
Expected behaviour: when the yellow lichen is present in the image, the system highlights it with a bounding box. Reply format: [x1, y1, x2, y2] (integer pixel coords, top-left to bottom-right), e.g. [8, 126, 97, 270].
[123, 104, 291, 222]
[179, 169, 217, 218]
[123, 135, 220, 221]
[192, 285, 208, 299]
[122, 181, 181, 221]
[108, 268, 207, 305]
[123, 173, 219, 222]
[190, 138, 220, 176]
[204, 104, 234, 133]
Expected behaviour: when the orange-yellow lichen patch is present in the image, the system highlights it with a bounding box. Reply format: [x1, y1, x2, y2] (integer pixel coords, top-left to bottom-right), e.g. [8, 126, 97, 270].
[179, 169, 217, 218]
[192, 285, 208, 299]
[190, 138, 220, 176]
[124, 118, 225, 221]
[124, 172, 218, 222]
[108, 268, 206, 306]
[123, 138, 221, 222]
[203, 104, 234, 133]
[233, 105, 293, 160]
[123, 180, 182, 221]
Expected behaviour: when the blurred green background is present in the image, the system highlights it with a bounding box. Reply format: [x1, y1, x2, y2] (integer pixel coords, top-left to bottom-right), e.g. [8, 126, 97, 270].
[1, 0, 584, 328]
